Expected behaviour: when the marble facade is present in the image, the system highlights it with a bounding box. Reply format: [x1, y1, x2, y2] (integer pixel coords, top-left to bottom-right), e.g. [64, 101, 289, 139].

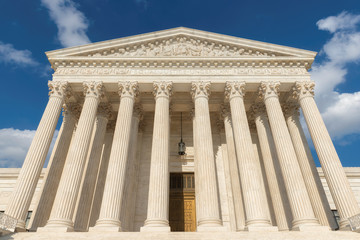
[1, 28, 360, 239]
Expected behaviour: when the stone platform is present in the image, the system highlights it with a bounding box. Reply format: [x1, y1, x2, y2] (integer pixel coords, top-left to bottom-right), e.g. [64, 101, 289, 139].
[2, 231, 360, 240]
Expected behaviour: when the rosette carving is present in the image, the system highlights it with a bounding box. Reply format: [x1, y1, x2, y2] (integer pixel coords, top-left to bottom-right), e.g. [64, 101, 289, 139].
[190, 81, 211, 99]
[153, 81, 173, 99]
[293, 81, 315, 100]
[48, 81, 71, 99]
[118, 81, 139, 98]
[83, 81, 105, 99]
[224, 81, 246, 100]
[258, 81, 280, 100]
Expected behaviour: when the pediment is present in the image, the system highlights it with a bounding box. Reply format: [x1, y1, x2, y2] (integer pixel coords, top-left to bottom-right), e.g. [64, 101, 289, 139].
[46, 27, 316, 60]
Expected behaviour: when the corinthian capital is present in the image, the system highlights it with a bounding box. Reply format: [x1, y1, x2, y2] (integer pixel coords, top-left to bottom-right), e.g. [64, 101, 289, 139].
[133, 104, 143, 120]
[153, 81, 173, 99]
[252, 102, 266, 117]
[48, 81, 71, 99]
[224, 81, 245, 101]
[118, 81, 139, 99]
[98, 103, 113, 119]
[258, 81, 280, 100]
[220, 104, 231, 121]
[83, 81, 105, 99]
[191, 81, 211, 100]
[293, 81, 315, 100]
[282, 101, 300, 118]
[62, 102, 81, 119]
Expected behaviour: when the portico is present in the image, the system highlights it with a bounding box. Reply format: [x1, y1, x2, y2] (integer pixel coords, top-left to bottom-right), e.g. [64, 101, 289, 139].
[3, 28, 360, 235]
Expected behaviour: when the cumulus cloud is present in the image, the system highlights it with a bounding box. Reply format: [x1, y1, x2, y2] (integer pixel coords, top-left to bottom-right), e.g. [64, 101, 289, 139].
[41, 0, 90, 47]
[0, 128, 58, 168]
[310, 11, 360, 140]
[0, 42, 38, 66]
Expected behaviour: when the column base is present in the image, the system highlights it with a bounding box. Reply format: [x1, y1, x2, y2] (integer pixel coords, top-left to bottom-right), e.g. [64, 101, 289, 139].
[37, 226, 74, 232]
[292, 225, 330, 231]
[339, 218, 352, 231]
[15, 227, 27, 233]
[197, 225, 227, 232]
[140, 226, 171, 232]
[245, 226, 278, 232]
[88, 226, 122, 232]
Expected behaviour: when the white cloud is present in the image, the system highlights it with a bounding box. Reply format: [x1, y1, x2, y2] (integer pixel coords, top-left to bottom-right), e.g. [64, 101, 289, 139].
[0, 128, 58, 168]
[0, 42, 38, 66]
[41, 0, 90, 47]
[317, 11, 360, 33]
[310, 11, 360, 140]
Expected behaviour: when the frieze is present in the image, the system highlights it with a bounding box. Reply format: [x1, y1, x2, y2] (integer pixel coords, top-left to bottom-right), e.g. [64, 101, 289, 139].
[81, 36, 285, 58]
[54, 67, 308, 76]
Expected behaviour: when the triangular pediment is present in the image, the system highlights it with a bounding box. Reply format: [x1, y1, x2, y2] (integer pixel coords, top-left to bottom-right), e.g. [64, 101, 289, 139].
[46, 27, 316, 59]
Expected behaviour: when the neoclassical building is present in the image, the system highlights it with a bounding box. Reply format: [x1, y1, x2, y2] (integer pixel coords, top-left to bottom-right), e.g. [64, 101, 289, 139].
[1, 28, 360, 238]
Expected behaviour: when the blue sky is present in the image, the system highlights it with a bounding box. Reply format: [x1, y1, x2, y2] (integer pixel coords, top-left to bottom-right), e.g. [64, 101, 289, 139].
[0, 0, 359, 167]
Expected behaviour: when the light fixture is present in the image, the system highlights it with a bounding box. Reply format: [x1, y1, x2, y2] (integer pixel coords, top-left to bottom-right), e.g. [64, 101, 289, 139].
[178, 112, 186, 155]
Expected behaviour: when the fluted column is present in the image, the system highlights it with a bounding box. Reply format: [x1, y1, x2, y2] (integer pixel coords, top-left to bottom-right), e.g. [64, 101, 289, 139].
[224, 81, 272, 231]
[42, 82, 104, 232]
[141, 81, 172, 232]
[293, 81, 360, 230]
[88, 122, 115, 228]
[252, 103, 292, 231]
[74, 103, 112, 232]
[5, 81, 70, 230]
[283, 102, 337, 229]
[259, 81, 324, 231]
[220, 106, 246, 231]
[29, 102, 80, 231]
[191, 107, 201, 229]
[92, 81, 139, 231]
[121, 105, 142, 231]
[191, 81, 223, 231]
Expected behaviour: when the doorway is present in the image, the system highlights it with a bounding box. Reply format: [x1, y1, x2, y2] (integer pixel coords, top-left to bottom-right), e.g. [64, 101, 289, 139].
[169, 173, 196, 232]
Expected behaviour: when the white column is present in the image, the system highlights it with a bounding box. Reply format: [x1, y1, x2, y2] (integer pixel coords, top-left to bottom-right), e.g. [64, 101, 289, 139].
[141, 81, 172, 232]
[42, 81, 104, 232]
[74, 103, 112, 232]
[294, 81, 360, 230]
[88, 122, 115, 228]
[252, 103, 292, 231]
[283, 102, 337, 229]
[5, 81, 70, 230]
[224, 81, 273, 231]
[220, 106, 246, 231]
[191, 81, 224, 231]
[121, 105, 142, 231]
[191, 107, 201, 230]
[92, 81, 138, 231]
[29, 102, 80, 231]
[259, 81, 325, 231]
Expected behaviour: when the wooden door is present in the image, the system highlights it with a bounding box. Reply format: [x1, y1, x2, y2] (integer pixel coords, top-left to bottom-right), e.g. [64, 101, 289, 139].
[169, 173, 196, 232]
